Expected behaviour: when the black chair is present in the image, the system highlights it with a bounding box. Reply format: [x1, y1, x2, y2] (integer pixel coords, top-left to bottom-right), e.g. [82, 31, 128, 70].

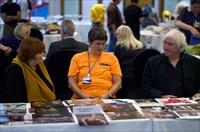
[0, 51, 17, 98]
[130, 49, 160, 99]
[45, 50, 78, 100]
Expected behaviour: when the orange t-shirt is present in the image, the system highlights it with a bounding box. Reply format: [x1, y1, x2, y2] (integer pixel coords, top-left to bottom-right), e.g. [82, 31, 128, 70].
[68, 51, 122, 98]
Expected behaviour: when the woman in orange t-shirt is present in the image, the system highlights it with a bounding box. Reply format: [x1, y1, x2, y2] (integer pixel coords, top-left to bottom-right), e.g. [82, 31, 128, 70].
[68, 27, 122, 99]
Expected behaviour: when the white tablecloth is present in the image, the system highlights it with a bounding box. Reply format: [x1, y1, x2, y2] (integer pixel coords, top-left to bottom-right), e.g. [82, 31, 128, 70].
[0, 119, 152, 132]
[152, 119, 200, 132]
[1, 119, 199, 132]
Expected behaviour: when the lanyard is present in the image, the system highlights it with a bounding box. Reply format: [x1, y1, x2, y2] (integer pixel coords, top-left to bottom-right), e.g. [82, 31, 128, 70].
[88, 49, 99, 77]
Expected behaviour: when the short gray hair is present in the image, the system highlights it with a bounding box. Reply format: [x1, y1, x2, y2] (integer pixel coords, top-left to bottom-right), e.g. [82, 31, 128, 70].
[163, 29, 188, 52]
[61, 20, 75, 36]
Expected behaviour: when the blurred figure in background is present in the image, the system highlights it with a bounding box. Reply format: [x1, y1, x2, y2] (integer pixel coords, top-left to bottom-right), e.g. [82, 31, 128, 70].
[0, 23, 28, 51]
[174, 0, 189, 19]
[107, 0, 122, 52]
[29, 28, 43, 41]
[124, 0, 143, 40]
[90, 0, 105, 28]
[16, 0, 32, 21]
[162, 10, 171, 22]
[114, 25, 144, 98]
[176, 0, 200, 44]
[1, 0, 21, 37]
[142, 0, 158, 28]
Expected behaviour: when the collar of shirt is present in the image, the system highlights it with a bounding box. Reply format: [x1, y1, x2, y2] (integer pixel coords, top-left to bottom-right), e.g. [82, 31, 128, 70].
[162, 52, 185, 63]
[63, 36, 74, 40]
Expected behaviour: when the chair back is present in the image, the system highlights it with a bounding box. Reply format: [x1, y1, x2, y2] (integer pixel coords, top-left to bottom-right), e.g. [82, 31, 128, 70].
[131, 49, 160, 98]
[190, 35, 200, 45]
[45, 50, 78, 100]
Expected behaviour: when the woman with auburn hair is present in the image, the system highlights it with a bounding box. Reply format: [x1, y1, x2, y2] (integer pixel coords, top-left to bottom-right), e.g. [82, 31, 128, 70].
[1, 37, 56, 103]
[114, 25, 144, 99]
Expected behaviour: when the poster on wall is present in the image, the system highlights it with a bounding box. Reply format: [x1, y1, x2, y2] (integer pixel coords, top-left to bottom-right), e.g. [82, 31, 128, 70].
[30, 0, 49, 18]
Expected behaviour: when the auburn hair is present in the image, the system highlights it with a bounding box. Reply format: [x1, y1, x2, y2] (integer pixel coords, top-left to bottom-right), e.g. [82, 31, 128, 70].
[18, 37, 45, 62]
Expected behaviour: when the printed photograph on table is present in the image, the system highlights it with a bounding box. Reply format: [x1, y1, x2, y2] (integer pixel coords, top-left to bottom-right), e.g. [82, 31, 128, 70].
[102, 103, 136, 112]
[102, 103, 144, 120]
[32, 101, 71, 117]
[0, 103, 28, 113]
[31, 100, 64, 108]
[134, 99, 163, 107]
[0, 103, 32, 124]
[33, 115, 74, 124]
[166, 104, 200, 111]
[76, 113, 108, 126]
[32, 100, 74, 124]
[155, 98, 198, 106]
[33, 106, 70, 117]
[65, 99, 105, 106]
[141, 106, 178, 119]
[174, 110, 200, 119]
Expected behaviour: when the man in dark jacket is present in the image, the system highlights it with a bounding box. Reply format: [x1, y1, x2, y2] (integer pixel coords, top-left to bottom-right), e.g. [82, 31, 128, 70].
[46, 20, 88, 58]
[142, 29, 200, 99]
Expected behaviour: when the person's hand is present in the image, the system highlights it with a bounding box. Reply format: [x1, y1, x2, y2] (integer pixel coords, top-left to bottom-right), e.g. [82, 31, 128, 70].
[190, 27, 200, 38]
[4, 47, 12, 56]
[99, 93, 110, 99]
[161, 95, 177, 98]
[6, 16, 13, 21]
[192, 93, 200, 98]
[81, 93, 94, 99]
[0, 44, 12, 56]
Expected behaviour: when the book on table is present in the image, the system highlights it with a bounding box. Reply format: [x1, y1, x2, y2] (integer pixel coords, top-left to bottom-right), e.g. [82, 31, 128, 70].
[134, 99, 163, 107]
[141, 106, 178, 119]
[32, 101, 74, 124]
[0, 103, 32, 124]
[166, 104, 200, 119]
[101, 103, 145, 120]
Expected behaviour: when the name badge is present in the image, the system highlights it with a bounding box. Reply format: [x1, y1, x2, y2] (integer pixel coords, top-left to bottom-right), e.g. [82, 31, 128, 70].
[82, 76, 91, 84]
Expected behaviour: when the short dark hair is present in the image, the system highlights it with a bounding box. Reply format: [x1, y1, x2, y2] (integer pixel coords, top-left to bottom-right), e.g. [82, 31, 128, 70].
[18, 37, 45, 62]
[29, 28, 43, 41]
[88, 27, 107, 42]
[190, 0, 200, 5]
